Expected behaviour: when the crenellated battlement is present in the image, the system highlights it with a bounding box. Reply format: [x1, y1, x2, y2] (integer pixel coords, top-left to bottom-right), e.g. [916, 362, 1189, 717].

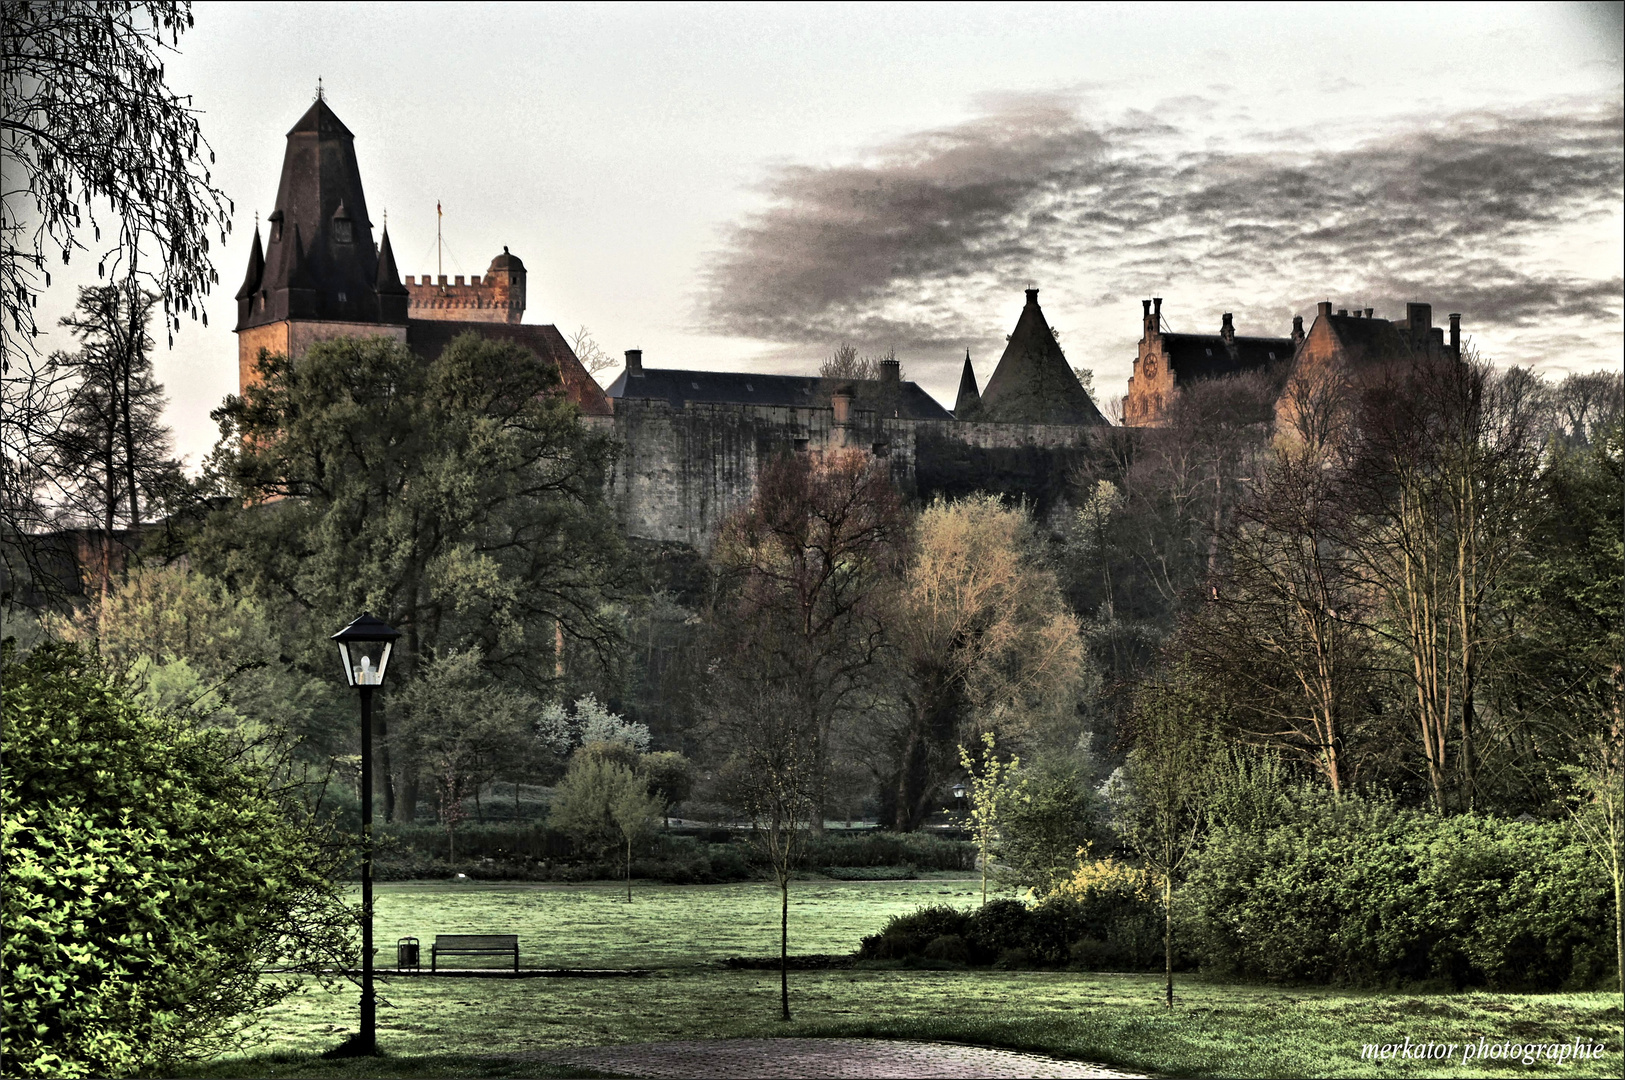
[405, 247, 527, 324]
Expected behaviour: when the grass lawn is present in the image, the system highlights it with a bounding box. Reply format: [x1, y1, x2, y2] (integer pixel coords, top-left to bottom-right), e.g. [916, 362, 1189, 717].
[191, 879, 1622, 1079]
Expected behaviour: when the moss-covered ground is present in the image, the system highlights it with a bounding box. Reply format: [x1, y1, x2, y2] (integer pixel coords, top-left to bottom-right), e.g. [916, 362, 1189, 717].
[190, 879, 1622, 1079]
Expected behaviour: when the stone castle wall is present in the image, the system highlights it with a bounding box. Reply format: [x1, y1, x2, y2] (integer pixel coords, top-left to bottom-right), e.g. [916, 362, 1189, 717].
[405, 273, 522, 323]
[604, 399, 1107, 550]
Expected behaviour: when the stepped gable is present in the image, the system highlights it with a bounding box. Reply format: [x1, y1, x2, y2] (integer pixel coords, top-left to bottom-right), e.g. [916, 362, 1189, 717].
[407, 320, 613, 416]
[606, 356, 951, 420]
[953, 350, 981, 418]
[978, 289, 1106, 425]
[238, 97, 388, 330]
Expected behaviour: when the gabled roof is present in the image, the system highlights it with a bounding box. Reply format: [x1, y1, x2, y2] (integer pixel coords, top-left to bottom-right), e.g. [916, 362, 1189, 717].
[1320, 313, 1413, 362]
[606, 367, 952, 420]
[407, 320, 613, 416]
[978, 289, 1106, 425]
[1161, 333, 1294, 383]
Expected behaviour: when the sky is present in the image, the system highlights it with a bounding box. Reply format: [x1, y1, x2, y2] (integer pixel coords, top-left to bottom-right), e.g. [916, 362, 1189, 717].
[30, 1, 1625, 469]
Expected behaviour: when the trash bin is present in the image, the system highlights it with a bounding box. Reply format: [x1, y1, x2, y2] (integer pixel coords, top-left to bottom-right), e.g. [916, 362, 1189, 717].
[397, 936, 420, 970]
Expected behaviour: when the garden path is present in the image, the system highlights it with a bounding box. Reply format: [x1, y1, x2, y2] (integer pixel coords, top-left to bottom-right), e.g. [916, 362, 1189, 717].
[510, 1037, 1145, 1077]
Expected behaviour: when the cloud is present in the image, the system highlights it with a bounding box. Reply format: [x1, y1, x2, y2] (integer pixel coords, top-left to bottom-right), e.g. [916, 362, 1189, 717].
[699, 93, 1624, 369]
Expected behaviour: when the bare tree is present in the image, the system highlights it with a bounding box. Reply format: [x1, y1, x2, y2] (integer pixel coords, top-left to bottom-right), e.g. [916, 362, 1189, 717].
[567, 325, 617, 377]
[819, 343, 901, 382]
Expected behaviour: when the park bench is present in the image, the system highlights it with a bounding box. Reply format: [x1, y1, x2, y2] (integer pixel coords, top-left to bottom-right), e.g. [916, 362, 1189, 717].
[430, 933, 519, 972]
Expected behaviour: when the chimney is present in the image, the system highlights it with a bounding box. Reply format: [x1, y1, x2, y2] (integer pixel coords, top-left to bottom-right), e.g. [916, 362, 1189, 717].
[1364, 307, 1374, 319]
[1025, 287, 1039, 305]
[1317, 300, 1333, 318]
[625, 349, 644, 377]
[879, 356, 900, 384]
[1292, 315, 1305, 346]
[1142, 299, 1152, 339]
[1153, 297, 1163, 319]
[1338, 309, 1349, 317]
[1406, 302, 1433, 338]
[1220, 312, 1235, 344]
[1449, 313, 1461, 357]
[831, 385, 854, 447]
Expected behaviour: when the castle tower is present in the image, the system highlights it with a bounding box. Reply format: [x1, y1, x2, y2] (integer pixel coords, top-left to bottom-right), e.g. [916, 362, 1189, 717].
[978, 288, 1105, 425]
[234, 96, 407, 394]
[404, 247, 526, 323]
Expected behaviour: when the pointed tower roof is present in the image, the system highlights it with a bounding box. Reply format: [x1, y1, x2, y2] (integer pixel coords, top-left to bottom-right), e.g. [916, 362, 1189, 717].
[978, 288, 1106, 425]
[235, 225, 265, 300]
[237, 97, 388, 330]
[375, 228, 406, 295]
[954, 350, 981, 418]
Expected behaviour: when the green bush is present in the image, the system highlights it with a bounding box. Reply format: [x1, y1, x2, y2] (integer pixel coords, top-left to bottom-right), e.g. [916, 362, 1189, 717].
[1, 643, 351, 1078]
[1189, 789, 1614, 989]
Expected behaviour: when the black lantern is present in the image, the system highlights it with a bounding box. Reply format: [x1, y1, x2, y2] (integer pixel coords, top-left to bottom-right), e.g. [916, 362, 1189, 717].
[333, 611, 400, 688]
[327, 612, 401, 1057]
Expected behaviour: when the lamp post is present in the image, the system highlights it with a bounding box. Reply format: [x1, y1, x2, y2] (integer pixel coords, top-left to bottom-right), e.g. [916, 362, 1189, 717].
[330, 612, 401, 1057]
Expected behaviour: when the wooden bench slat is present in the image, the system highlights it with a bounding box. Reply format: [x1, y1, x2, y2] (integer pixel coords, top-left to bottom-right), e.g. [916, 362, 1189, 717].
[433, 934, 518, 949]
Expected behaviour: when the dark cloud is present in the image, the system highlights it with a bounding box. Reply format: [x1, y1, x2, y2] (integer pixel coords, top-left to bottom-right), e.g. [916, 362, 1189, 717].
[699, 94, 1623, 368]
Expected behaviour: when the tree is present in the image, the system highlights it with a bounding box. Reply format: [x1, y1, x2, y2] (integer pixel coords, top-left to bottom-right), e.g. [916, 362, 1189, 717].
[1565, 713, 1625, 1014]
[995, 754, 1099, 896]
[567, 325, 616, 377]
[640, 750, 695, 824]
[1119, 672, 1219, 1008]
[711, 448, 908, 825]
[198, 332, 634, 819]
[2, 2, 230, 594]
[1184, 438, 1372, 795]
[1, 641, 351, 1077]
[818, 343, 901, 382]
[47, 284, 180, 596]
[885, 496, 1087, 830]
[395, 651, 535, 854]
[0, 0, 231, 355]
[957, 731, 1021, 907]
[709, 674, 820, 1021]
[550, 751, 660, 901]
[1344, 353, 1542, 810]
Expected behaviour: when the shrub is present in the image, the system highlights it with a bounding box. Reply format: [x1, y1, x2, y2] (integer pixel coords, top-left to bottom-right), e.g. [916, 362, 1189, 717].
[966, 898, 1030, 963]
[1, 643, 351, 1077]
[1189, 789, 1615, 988]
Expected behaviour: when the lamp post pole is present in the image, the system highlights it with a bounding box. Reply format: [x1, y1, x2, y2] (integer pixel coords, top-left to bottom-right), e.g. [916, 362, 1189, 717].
[328, 611, 399, 1059]
[359, 683, 376, 1053]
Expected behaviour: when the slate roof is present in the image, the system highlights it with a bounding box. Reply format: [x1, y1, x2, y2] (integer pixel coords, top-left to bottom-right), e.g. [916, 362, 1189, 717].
[606, 367, 952, 420]
[954, 351, 982, 418]
[407, 320, 613, 416]
[979, 289, 1106, 425]
[237, 98, 389, 330]
[1161, 333, 1295, 383]
[1321, 314, 1413, 362]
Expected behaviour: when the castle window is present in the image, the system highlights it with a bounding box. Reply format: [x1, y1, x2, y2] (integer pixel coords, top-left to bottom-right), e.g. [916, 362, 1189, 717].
[1205, 348, 1213, 356]
[334, 219, 353, 244]
[794, 438, 809, 453]
[1268, 351, 1276, 360]
[337, 292, 347, 303]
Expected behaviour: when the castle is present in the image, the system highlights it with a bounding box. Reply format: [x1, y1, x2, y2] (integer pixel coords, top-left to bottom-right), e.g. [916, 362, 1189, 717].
[234, 98, 1465, 550]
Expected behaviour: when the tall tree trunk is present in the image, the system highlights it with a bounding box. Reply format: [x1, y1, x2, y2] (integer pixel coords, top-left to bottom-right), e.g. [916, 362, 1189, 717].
[398, 767, 419, 824]
[376, 707, 396, 822]
[779, 871, 791, 1021]
[1164, 876, 1174, 1009]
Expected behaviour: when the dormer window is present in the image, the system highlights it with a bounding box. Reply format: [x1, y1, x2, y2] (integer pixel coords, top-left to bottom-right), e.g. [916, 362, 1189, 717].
[268, 209, 284, 243]
[332, 202, 354, 245]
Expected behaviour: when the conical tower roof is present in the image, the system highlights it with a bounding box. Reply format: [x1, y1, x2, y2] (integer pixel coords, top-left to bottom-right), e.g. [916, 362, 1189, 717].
[235, 225, 264, 300]
[978, 288, 1105, 425]
[237, 96, 385, 330]
[376, 228, 406, 295]
[954, 350, 981, 418]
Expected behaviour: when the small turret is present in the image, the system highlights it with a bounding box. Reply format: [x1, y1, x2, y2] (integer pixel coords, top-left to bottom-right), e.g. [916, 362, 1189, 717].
[235, 225, 265, 326]
[376, 228, 408, 323]
[954, 350, 981, 419]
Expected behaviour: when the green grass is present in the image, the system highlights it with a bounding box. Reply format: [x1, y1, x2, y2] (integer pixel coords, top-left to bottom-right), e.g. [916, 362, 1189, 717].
[190, 880, 1622, 1079]
[369, 878, 998, 969]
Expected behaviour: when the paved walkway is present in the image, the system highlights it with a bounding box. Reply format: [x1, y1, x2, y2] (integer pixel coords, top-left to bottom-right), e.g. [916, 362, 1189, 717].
[515, 1038, 1147, 1078]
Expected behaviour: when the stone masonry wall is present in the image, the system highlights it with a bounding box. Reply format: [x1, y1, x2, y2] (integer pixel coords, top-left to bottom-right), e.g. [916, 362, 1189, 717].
[606, 400, 1106, 550]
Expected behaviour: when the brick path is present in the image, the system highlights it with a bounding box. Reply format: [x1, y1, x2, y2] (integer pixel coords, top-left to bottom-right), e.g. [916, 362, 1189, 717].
[515, 1038, 1146, 1078]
